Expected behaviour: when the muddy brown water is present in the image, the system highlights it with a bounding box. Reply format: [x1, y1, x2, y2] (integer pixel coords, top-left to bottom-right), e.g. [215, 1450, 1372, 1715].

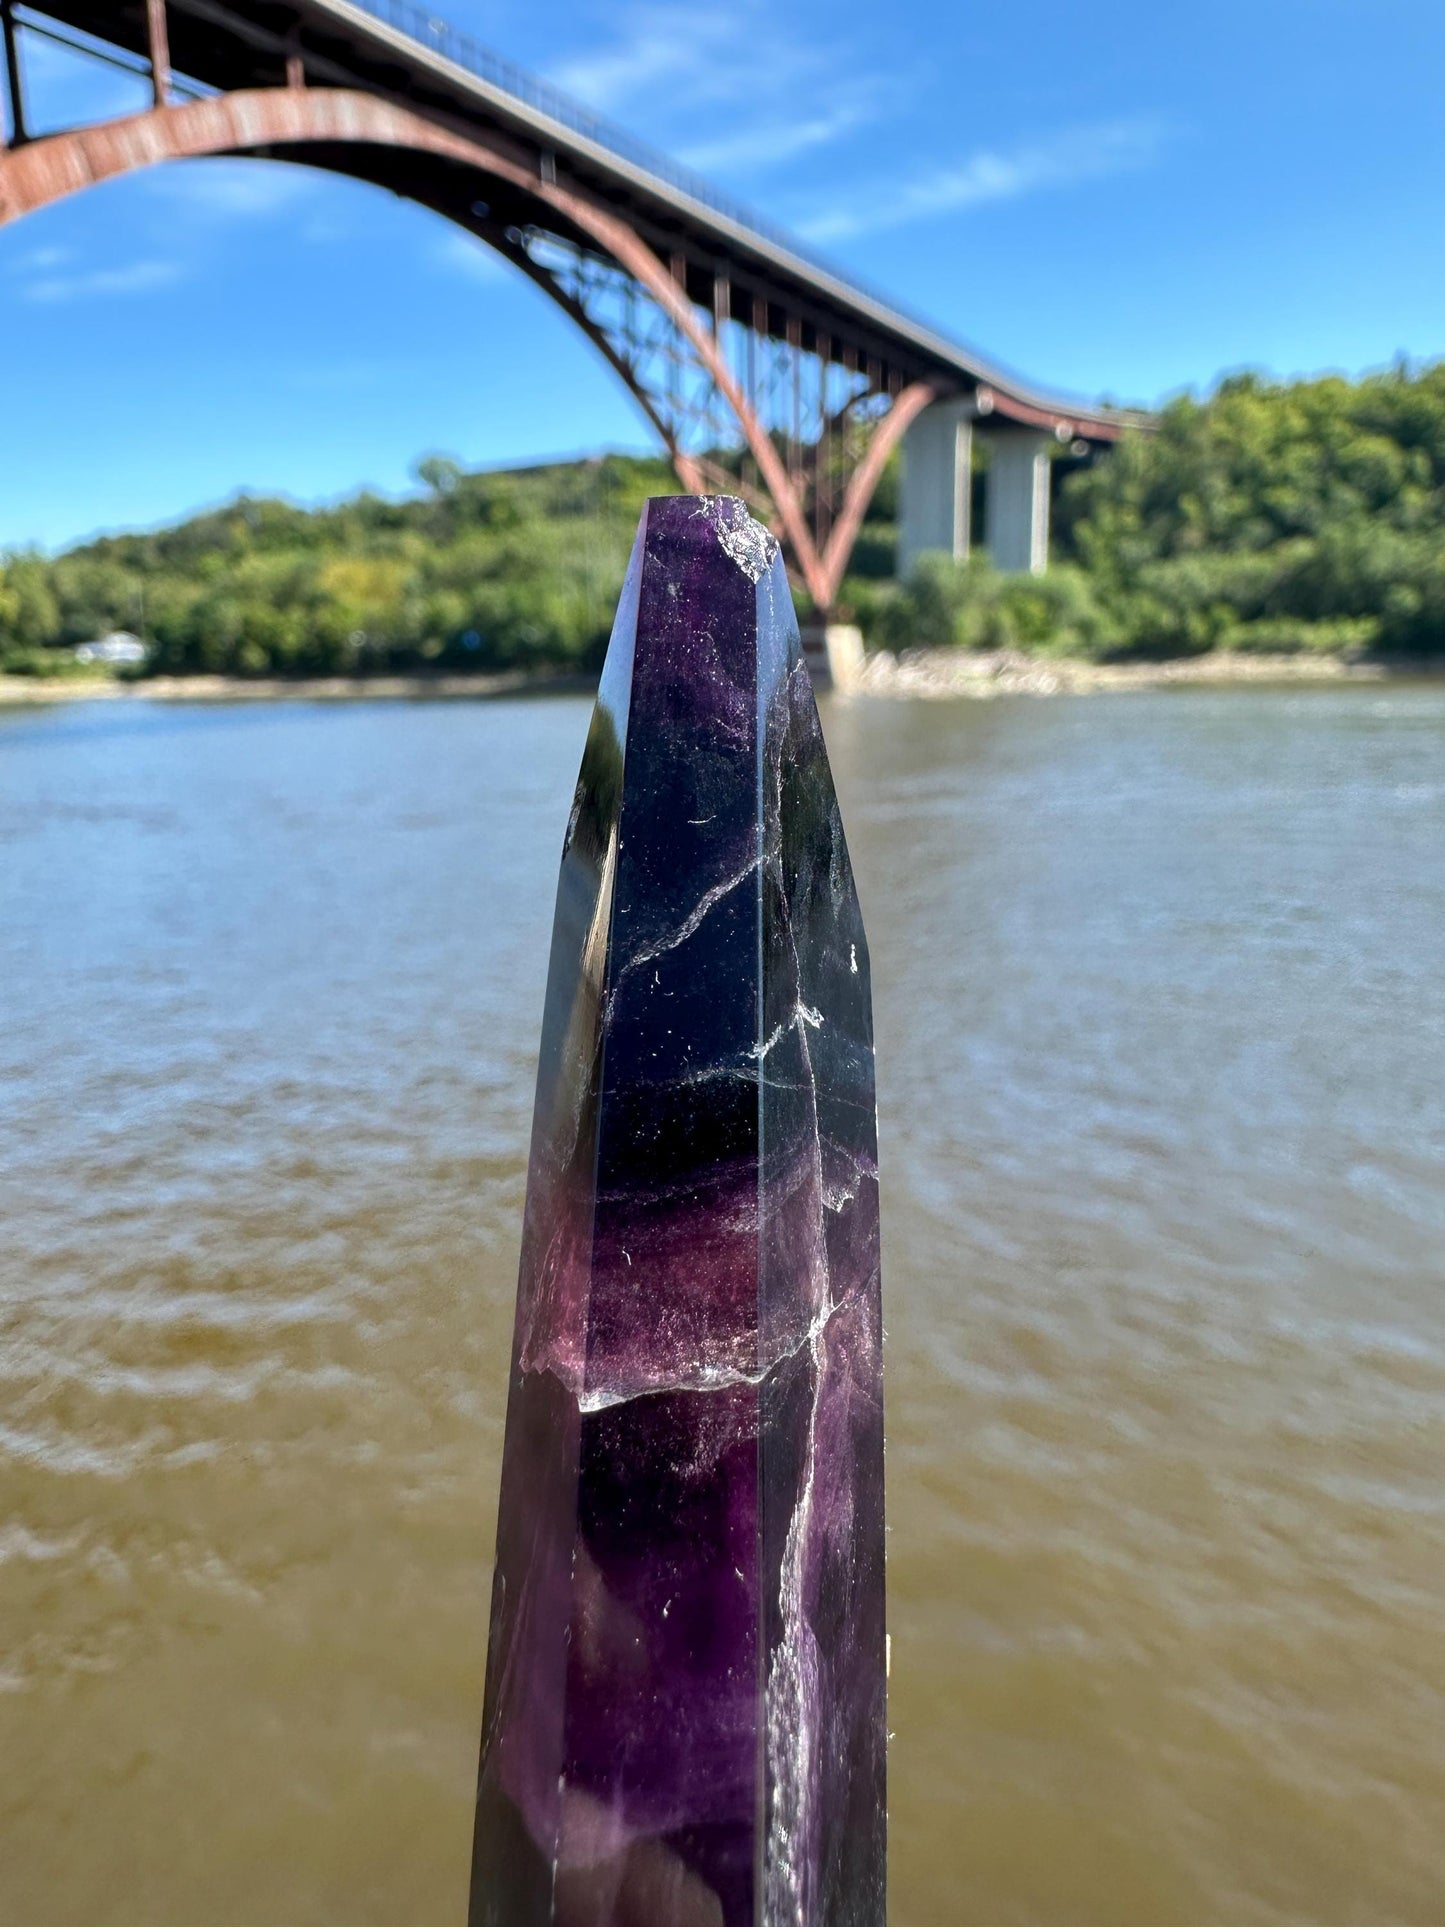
[2, 686, 1442, 1926]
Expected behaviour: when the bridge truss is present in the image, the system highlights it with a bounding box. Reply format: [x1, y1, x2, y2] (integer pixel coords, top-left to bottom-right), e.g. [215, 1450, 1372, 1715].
[0, 0, 1130, 609]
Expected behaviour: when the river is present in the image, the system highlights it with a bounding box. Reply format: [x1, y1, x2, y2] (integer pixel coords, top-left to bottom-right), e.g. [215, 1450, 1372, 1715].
[1, 685, 1442, 1926]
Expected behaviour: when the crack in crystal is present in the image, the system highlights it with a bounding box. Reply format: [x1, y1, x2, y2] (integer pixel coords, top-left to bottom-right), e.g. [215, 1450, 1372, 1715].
[750, 1001, 823, 1062]
[575, 1293, 848, 1415]
[821, 1152, 873, 1214]
[608, 851, 762, 1006]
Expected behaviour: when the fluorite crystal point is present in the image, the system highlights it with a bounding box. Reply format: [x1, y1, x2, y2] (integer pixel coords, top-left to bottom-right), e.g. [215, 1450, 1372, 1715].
[470, 497, 885, 1927]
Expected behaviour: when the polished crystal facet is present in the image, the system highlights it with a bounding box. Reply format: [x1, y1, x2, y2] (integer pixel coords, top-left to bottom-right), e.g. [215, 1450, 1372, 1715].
[470, 496, 885, 1927]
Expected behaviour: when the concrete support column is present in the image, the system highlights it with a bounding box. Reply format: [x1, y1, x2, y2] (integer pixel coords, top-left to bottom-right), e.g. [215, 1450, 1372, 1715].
[800, 622, 866, 693]
[898, 399, 973, 578]
[981, 427, 1051, 574]
[1, 0, 26, 147]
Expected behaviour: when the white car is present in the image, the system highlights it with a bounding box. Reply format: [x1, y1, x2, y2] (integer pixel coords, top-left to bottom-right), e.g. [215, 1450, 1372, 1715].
[75, 633, 147, 665]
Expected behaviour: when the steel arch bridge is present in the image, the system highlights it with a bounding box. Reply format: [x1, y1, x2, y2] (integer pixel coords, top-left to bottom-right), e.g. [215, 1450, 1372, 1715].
[0, 0, 1140, 610]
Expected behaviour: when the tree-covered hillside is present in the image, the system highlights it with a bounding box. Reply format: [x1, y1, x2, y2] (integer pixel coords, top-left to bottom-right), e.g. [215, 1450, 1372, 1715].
[870, 363, 1445, 659]
[0, 453, 683, 679]
[7, 363, 1445, 676]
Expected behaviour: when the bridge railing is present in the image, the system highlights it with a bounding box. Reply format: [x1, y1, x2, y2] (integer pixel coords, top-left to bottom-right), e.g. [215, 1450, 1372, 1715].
[350, 0, 1108, 414]
[349, 0, 870, 295]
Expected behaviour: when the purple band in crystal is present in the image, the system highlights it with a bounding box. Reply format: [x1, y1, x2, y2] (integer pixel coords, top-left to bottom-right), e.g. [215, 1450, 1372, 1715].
[471, 497, 885, 1927]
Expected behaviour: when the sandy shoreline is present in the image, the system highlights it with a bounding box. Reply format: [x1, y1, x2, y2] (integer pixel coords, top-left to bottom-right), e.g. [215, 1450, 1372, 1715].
[846, 647, 1445, 699]
[0, 669, 595, 706]
[3, 652, 1444, 708]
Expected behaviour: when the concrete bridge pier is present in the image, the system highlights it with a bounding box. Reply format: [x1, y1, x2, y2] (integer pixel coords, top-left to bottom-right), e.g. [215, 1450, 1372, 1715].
[897, 399, 974, 572]
[898, 400, 1055, 579]
[983, 426, 1052, 575]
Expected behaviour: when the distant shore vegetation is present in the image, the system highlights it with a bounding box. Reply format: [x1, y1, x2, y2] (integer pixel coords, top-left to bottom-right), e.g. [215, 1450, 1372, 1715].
[0, 454, 677, 683]
[866, 363, 1445, 661]
[5, 363, 1445, 678]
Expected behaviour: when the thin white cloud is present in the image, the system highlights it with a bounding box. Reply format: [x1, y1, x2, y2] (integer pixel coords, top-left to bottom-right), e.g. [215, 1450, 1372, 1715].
[549, 18, 703, 113]
[281, 356, 405, 393]
[799, 117, 1167, 243]
[679, 101, 873, 176]
[548, 2, 887, 172]
[433, 230, 512, 286]
[300, 216, 353, 246]
[144, 159, 318, 217]
[16, 243, 74, 272]
[22, 258, 184, 304]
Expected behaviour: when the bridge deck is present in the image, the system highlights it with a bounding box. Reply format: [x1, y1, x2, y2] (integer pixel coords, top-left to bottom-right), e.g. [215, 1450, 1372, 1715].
[20, 0, 1137, 438]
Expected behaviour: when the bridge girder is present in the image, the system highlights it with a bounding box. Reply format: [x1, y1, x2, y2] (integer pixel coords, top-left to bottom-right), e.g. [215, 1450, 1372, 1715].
[0, 75, 938, 608]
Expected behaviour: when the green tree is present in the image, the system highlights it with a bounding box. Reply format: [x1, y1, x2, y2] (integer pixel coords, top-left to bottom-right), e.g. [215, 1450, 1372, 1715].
[867, 362, 1445, 659]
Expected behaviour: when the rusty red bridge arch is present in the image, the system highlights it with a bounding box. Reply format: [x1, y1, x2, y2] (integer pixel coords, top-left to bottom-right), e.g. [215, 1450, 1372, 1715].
[0, 0, 1142, 609]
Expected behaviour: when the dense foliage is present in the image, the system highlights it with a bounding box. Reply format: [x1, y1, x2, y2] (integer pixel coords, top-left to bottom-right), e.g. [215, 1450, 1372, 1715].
[0, 454, 678, 679]
[869, 363, 1445, 659]
[8, 365, 1445, 675]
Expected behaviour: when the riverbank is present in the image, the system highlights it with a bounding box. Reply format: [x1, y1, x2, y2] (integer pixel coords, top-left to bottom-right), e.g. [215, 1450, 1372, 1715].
[0, 669, 595, 706]
[846, 648, 1445, 699]
[4, 651, 1445, 708]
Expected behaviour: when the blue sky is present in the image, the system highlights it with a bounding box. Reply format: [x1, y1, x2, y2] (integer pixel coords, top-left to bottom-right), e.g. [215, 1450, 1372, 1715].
[2, 0, 1443, 549]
